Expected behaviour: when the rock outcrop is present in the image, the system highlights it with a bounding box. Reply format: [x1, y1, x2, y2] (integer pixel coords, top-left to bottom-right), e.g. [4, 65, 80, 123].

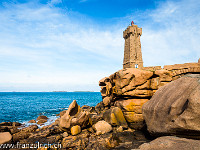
[2, 19, 200, 149]
[2, 92, 199, 150]
[12, 125, 38, 142]
[0, 122, 21, 133]
[99, 68, 173, 129]
[138, 136, 200, 150]
[59, 100, 89, 130]
[102, 107, 128, 128]
[28, 119, 36, 123]
[71, 125, 81, 135]
[0, 132, 12, 144]
[99, 61, 200, 129]
[93, 120, 112, 135]
[0, 62, 199, 150]
[36, 115, 48, 125]
[36, 115, 48, 120]
[142, 74, 200, 139]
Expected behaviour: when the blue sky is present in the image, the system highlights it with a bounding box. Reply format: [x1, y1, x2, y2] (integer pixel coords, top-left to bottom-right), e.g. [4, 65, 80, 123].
[0, 0, 199, 92]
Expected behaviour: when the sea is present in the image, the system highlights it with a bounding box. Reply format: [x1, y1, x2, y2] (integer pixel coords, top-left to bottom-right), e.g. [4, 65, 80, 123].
[0, 92, 102, 127]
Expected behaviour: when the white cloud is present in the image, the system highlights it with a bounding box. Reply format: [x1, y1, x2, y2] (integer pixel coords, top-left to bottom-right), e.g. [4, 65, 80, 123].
[0, 2, 123, 91]
[0, 0, 199, 91]
[140, 0, 200, 67]
[48, 0, 63, 6]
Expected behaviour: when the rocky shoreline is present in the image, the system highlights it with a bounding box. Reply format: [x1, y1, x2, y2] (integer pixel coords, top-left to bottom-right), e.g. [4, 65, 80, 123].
[0, 100, 152, 150]
[0, 60, 200, 149]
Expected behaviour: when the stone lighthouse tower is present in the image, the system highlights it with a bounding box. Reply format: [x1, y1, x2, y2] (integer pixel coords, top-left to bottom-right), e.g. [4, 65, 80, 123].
[123, 21, 143, 69]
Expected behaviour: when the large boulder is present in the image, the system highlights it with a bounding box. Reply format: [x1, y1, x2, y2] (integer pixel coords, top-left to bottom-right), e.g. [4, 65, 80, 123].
[36, 115, 48, 125]
[0, 132, 12, 144]
[59, 100, 89, 130]
[28, 120, 36, 123]
[70, 111, 89, 127]
[138, 136, 200, 150]
[112, 68, 154, 97]
[115, 99, 148, 113]
[114, 99, 148, 130]
[99, 68, 155, 107]
[71, 125, 81, 135]
[143, 74, 200, 138]
[59, 100, 81, 129]
[93, 120, 112, 135]
[103, 107, 128, 128]
[36, 115, 48, 120]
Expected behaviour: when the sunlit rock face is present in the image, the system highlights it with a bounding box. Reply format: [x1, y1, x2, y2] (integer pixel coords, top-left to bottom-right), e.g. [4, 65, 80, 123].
[99, 61, 200, 129]
[143, 74, 200, 139]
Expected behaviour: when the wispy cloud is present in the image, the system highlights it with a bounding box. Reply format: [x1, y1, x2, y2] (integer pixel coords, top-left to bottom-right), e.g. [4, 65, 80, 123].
[0, 1, 123, 91]
[140, 0, 200, 66]
[48, 0, 63, 5]
[0, 0, 199, 91]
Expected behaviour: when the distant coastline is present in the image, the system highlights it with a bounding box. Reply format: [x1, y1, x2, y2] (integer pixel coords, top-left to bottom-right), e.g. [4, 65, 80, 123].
[73, 91, 94, 92]
[52, 91, 68, 92]
[53, 91, 94, 92]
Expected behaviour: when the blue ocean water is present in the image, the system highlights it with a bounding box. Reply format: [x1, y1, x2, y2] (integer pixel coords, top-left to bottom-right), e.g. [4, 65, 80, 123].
[0, 92, 102, 124]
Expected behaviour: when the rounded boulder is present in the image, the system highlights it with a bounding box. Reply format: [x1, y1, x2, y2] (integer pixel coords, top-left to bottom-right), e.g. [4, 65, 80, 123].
[94, 120, 112, 135]
[142, 74, 200, 138]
